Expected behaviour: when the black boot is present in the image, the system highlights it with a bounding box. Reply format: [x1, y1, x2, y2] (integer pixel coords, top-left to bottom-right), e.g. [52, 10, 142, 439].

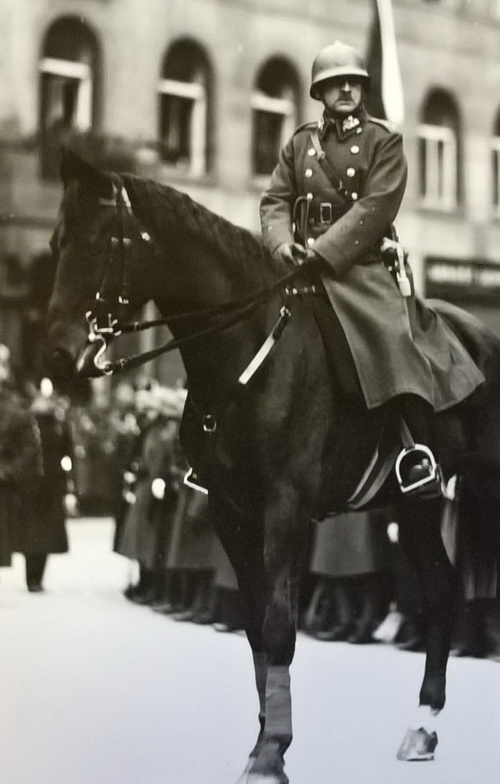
[26, 553, 47, 592]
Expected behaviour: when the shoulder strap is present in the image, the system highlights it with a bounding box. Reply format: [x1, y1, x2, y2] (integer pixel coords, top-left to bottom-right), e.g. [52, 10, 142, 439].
[309, 127, 351, 204]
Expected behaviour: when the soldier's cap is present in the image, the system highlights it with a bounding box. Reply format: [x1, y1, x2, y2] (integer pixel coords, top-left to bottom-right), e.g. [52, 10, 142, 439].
[310, 41, 370, 100]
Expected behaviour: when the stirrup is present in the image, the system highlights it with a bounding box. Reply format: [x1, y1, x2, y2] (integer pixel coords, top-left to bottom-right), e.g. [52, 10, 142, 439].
[395, 444, 438, 495]
[183, 467, 208, 495]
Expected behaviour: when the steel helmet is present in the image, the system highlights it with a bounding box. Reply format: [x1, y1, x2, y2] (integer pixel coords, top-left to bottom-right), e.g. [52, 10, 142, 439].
[310, 41, 370, 100]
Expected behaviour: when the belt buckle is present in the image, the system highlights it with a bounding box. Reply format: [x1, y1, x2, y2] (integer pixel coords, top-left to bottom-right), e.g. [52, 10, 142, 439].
[319, 202, 332, 224]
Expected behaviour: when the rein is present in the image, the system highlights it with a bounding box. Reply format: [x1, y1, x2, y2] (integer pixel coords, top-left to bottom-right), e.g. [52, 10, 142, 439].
[102, 277, 318, 375]
[86, 178, 320, 376]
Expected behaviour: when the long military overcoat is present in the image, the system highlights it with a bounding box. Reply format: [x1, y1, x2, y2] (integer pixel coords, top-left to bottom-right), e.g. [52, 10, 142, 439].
[0, 389, 40, 565]
[260, 108, 484, 411]
[117, 415, 179, 571]
[12, 404, 70, 556]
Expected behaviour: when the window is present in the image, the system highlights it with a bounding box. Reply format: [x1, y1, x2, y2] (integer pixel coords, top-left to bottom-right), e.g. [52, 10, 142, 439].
[39, 17, 100, 180]
[251, 58, 300, 178]
[417, 89, 461, 211]
[158, 40, 212, 176]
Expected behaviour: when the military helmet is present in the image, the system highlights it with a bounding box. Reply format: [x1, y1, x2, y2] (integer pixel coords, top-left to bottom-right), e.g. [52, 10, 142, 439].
[310, 41, 370, 100]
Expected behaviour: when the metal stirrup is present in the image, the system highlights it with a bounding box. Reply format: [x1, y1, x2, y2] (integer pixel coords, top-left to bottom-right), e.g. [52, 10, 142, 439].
[395, 416, 439, 494]
[395, 444, 438, 494]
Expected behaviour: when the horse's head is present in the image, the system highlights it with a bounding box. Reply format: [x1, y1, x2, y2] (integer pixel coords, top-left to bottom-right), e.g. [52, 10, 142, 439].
[46, 149, 153, 382]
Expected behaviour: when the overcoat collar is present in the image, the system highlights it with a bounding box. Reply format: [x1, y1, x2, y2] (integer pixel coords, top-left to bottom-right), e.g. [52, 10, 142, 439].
[319, 105, 368, 141]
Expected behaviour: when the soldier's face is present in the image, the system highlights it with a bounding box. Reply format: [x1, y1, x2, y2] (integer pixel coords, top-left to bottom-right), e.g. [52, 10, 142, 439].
[321, 77, 363, 116]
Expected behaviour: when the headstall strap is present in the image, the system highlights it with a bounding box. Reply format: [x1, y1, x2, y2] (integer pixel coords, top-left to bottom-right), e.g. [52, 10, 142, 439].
[89, 183, 134, 333]
[86, 182, 138, 373]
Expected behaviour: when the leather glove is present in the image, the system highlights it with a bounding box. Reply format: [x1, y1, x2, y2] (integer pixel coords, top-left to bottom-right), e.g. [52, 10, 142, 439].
[274, 242, 307, 266]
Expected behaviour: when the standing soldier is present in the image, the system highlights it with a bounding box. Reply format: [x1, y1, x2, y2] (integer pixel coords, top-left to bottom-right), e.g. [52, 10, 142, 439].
[13, 378, 74, 592]
[260, 41, 484, 495]
[0, 345, 41, 578]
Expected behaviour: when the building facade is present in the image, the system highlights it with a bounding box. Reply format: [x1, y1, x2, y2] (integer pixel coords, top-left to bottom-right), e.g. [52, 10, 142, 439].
[1, 0, 500, 384]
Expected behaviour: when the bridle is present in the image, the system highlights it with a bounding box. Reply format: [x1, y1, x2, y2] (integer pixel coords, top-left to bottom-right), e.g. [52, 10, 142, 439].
[85, 177, 151, 374]
[82, 176, 320, 377]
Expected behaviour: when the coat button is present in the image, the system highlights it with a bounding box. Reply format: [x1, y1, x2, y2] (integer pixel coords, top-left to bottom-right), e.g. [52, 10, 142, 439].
[308, 148, 315, 156]
[346, 167, 355, 178]
[352, 192, 358, 200]
[307, 237, 315, 246]
[354, 239, 360, 246]
[356, 127, 362, 134]
[351, 145, 360, 154]
[305, 168, 313, 178]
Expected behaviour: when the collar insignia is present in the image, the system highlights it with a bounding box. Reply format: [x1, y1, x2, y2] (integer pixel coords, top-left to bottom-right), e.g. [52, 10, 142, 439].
[342, 115, 360, 132]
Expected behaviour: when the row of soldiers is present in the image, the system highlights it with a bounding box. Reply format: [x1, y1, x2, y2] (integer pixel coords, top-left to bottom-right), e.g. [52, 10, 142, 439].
[111, 382, 242, 631]
[110, 379, 500, 657]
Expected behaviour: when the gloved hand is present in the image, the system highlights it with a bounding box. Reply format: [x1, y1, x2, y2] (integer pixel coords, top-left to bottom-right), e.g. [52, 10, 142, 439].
[274, 242, 307, 266]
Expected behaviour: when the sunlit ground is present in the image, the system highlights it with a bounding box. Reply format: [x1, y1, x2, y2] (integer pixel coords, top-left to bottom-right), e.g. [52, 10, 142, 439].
[0, 518, 499, 784]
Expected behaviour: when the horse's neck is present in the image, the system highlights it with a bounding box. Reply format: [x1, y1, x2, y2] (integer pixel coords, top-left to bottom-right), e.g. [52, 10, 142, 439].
[126, 177, 278, 307]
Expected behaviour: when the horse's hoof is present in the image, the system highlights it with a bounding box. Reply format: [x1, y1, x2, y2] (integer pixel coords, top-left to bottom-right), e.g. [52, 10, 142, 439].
[397, 727, 438, 761]
[236, 758, 289, 784]
[235, 759, 253, 784]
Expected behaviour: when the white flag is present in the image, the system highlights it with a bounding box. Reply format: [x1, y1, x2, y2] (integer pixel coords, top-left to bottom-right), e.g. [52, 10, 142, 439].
[366, 0, 405, 126]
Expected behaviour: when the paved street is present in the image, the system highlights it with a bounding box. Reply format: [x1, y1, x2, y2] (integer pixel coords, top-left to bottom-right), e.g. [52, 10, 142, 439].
[1, 517, 499, 784]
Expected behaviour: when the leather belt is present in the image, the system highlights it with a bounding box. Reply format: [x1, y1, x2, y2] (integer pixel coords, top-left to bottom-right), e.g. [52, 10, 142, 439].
[307, 200, 348, 227]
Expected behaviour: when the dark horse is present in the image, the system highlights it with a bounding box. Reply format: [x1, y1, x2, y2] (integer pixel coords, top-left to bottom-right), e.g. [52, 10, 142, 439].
[46, 149, 500, 783]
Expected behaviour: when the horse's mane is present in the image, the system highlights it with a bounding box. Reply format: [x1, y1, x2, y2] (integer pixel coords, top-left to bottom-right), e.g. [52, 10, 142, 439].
[122, 174, 282, 280]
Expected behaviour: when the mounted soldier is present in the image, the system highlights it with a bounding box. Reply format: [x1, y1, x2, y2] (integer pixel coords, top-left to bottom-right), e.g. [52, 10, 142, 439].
[260, 40, 484, 495]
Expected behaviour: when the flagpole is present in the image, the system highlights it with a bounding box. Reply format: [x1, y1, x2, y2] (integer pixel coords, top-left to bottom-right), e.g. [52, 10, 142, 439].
[373, 0, 405, 126]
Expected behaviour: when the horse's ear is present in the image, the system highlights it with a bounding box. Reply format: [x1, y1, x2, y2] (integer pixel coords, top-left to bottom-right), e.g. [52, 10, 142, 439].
[60, 147, 114, 199]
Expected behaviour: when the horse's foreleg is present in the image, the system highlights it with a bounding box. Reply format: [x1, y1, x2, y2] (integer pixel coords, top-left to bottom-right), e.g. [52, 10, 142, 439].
[242, 517, 305, 784]
[212, 516, 272, 781]
[396, 495, 456, 761]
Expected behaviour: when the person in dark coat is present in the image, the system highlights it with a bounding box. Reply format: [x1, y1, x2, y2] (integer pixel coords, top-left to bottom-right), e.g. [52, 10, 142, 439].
[260, 40, 484, 493]
[117, 385, 186, 605]
[13, 378, 74, 591]
[304, 508, 391, 643]
[0, 345, 41, 578]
